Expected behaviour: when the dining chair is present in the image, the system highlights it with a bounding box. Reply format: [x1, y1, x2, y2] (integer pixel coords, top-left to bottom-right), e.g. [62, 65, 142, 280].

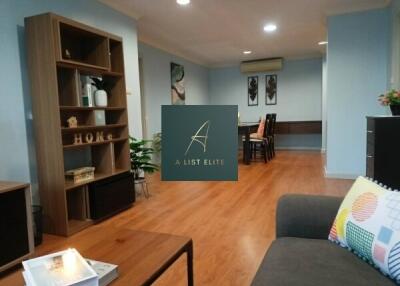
[248, 115, 271, 163]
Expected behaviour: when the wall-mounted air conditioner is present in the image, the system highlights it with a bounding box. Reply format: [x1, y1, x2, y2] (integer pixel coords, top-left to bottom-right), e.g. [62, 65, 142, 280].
[240, 58, 283, 73]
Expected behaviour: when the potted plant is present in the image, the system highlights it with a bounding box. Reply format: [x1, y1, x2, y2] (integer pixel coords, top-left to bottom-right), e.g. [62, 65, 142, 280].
[129, 136, 159, 179]
[91, 77, 108, 107]
[379, 90, 400, 115]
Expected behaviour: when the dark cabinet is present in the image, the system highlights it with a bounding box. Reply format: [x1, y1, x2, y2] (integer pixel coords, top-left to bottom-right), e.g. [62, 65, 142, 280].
[0, 182, 33, 272]
[366, 116, 400, 189]
[89, 172, 135, 221]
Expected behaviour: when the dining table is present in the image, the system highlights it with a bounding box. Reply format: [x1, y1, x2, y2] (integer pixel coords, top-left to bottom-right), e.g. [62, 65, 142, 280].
[238, 122, 259, 165]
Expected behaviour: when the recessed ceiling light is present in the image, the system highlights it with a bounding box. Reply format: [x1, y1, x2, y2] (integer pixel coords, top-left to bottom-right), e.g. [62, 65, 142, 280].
[263, 24, 277, 33]
[318, 41, 328, 45]
[177, 0, 190, 5]
[243, 50, 252, 54]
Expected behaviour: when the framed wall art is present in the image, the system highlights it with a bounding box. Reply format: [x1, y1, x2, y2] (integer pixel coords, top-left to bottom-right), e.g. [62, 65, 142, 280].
[265, 74, 277, 105]
[171, 62, 185, 105]
[247, 76, 258, 106]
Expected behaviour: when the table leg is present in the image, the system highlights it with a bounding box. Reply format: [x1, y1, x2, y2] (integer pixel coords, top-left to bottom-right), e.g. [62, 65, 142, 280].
[186, 241, 194, 286]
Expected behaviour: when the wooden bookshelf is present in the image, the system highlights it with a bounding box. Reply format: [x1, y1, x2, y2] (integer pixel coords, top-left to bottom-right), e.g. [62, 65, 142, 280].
[25, 13, 131, 236]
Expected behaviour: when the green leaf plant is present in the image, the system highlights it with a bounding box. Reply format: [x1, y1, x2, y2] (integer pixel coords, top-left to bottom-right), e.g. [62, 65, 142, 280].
[129, 136, 159, 179]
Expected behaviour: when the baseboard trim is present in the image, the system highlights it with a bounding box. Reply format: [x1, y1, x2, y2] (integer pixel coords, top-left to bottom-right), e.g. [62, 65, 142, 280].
[275, 146, 322, 151]
[324, 166, 359, 179]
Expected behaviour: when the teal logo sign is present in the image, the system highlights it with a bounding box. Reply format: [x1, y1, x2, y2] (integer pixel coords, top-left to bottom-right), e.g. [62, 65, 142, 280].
[162, 105, 238, 181]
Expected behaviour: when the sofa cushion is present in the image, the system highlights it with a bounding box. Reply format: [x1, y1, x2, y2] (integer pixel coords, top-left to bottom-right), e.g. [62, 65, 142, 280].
[251, 237, 395, 286]
[329, 176, 400, 282]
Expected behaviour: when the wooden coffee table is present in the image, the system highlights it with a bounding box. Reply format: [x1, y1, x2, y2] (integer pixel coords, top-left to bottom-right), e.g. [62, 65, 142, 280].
[0, 226, 193, 286]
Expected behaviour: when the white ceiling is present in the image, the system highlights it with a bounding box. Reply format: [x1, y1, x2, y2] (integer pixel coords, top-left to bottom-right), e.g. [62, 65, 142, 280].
[101, 0, 390, 67]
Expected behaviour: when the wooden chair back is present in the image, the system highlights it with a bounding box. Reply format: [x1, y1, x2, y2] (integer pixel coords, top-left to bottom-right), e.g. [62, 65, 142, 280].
[264, 114, 272, 137]
[270, 113, 277, 136]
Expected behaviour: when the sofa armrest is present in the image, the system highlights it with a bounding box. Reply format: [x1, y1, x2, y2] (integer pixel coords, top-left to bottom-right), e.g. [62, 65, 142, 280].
[276, 194, 343, 239]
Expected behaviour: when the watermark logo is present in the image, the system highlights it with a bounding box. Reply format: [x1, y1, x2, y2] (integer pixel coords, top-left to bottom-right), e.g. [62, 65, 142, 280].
[185, 120, 210, 155]
[162, 105, 238, 181]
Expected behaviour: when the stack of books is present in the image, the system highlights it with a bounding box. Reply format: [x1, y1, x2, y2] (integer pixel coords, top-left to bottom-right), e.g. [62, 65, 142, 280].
[22, 248, 118, 286]
[85, 259, 118, 286]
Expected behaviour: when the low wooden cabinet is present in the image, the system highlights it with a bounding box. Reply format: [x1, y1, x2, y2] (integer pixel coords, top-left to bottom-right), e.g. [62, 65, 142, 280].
[0, 182, 34, 272]
[366, 116, 400, 189]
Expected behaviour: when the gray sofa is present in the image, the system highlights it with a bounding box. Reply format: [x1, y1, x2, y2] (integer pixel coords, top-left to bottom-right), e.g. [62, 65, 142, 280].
[251, 194, 395, 286]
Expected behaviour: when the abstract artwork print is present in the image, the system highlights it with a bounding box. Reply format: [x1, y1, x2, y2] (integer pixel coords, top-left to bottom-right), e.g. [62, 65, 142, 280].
[171, 62, 185, 105]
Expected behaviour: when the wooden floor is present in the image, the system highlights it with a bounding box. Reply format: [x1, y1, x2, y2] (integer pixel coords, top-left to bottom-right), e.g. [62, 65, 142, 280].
[0, 151, 353, 286]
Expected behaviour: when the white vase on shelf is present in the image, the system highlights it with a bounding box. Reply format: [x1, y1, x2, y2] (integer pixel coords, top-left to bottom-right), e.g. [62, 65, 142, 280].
[94, 90, 108, 107]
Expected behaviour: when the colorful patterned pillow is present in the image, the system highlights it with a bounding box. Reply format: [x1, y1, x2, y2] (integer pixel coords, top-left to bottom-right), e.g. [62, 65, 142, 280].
[329, 176, 400, 282]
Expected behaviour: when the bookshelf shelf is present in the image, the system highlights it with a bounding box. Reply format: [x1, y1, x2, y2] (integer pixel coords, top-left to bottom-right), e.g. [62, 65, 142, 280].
[56, 61, 124, 78]
[64, 168, 130, 191]
[60, 106, 125, 111]
[61, 123, 126, 132]
[67, 219, 93, 235]
[26, 13, 132, 236]
[58, 59, 108, 71]
[63, 137, 128, 149]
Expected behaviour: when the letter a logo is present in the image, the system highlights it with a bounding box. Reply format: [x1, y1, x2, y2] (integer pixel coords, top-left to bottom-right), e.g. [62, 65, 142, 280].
[185, 121, 210, 156]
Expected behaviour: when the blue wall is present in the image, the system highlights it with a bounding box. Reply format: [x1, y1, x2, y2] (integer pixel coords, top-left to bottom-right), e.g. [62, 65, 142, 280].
[326, 8, 390, 178]
[390, 0, 400, 89]
[138, 42, 209, 139]
[322, 56, 327, 152]
[1, 1, 393, 196]
[209, 58, 323, 149]
[0, 0, 141, 203]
